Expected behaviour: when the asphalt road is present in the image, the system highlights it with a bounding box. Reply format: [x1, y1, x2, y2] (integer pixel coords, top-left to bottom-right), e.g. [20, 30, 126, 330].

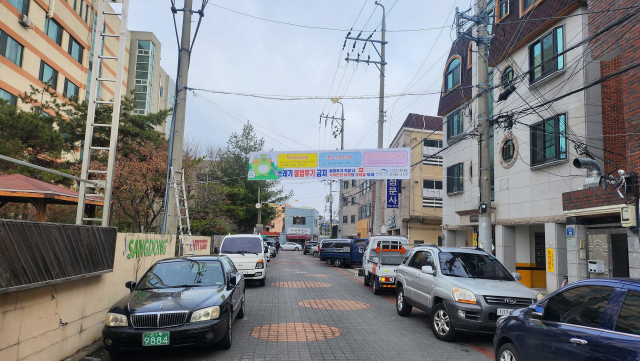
[93, 251, 494, 361]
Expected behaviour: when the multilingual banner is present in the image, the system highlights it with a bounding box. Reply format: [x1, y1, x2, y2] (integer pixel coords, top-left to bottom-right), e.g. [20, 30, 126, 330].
[247, 148, 411, 180]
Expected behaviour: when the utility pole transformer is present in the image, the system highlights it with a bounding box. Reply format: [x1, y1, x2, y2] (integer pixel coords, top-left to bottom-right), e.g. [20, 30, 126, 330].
[345, 2, 387, 235]
[162, 0, 193, 234]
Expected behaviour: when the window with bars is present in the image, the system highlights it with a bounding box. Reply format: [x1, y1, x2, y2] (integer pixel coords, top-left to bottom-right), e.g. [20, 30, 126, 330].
[423, 198, 443, 208]
[529, 27, 564, 84]
[446, 163, 464, 194]
[423, 156, 443, 167]
[530, 114, 567, 166]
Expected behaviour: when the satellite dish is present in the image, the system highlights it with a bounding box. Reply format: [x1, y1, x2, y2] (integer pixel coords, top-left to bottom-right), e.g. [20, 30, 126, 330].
[255, 203, 261, 209]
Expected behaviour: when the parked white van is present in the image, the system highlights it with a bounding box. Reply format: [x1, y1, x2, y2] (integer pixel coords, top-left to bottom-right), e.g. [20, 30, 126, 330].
[216, 234, 267, 286]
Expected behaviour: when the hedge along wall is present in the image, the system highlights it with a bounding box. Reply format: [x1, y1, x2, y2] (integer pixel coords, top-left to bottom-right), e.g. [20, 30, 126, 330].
[0, 233, 176, 361]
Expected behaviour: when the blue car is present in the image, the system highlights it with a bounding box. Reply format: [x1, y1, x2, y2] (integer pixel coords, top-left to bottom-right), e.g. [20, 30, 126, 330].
[494, 278, 640, 361]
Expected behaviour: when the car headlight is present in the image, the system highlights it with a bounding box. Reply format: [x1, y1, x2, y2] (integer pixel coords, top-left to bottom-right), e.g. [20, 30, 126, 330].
[452, 287, 477, 304]
[190, 306, 220, 322]
[536, 292, 545, 301]
[256, 259, 264, 269]
[105, 312, 128, 327]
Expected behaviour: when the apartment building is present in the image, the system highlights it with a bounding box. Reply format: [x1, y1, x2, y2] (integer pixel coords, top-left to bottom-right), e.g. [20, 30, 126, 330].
[440, 0, 597, 293]
[385, 113, 443, 244]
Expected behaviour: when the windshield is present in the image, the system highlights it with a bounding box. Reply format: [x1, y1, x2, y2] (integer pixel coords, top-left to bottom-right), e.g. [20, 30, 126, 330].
[438, 252, 514, 281]
[221, 237, 263, 254]
[137, 261, 225, 289]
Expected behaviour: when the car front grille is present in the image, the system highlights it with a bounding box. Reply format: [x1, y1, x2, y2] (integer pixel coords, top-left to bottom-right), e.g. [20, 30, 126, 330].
[484, 295, 534, 306]
[488, 313, 499, 322]
[130, 311, 189, 328]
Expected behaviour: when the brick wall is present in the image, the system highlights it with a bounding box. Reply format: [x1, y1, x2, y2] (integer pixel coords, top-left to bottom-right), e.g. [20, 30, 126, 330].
[600, 55, 626, 173]
[562, 186, 626, 211]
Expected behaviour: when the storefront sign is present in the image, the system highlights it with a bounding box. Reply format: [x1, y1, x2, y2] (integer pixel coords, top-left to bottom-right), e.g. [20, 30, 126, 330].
[288, 227, 310, 235]
[546, 248, 555, 272]
[247, 148, 410, 180]
[127, 238, 168, 259]
[566, 227, 575, 236]
[386, 179, 399, 208]
[470, 215, 478, 223]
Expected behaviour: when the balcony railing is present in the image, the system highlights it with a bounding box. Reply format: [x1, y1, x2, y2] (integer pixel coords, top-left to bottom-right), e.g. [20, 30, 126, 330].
[423, 188, 443, 198]
[423, 146, 441, 156]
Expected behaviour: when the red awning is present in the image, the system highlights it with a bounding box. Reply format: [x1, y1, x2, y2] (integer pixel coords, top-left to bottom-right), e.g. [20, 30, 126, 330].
[287, 235, 312, 240]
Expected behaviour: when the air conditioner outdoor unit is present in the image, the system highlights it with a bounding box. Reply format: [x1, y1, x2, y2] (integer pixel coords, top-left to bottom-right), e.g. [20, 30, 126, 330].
[18, 14, 32, 29]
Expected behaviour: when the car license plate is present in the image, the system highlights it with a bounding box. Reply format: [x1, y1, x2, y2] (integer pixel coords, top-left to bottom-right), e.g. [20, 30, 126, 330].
[142, 332, 169, 346]
[497, 308, 511, 316]
[242, 270, 252, 274]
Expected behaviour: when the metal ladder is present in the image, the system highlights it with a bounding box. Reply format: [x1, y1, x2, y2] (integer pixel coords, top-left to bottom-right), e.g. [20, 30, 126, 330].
[76, 0, 129, 226]
[172, 167, 194, 256]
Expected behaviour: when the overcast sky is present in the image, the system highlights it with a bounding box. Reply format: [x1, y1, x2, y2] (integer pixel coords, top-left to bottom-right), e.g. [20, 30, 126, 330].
[128, 0, 470, 219]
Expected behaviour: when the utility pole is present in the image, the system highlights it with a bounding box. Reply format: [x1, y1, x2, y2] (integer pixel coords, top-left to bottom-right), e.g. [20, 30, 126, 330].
[344, 2, 386, 235]
[321, 98, 345, 236]
[257, 186, 262, 225]
[329, 180, 333, 237]
[162, 0, 193, 234]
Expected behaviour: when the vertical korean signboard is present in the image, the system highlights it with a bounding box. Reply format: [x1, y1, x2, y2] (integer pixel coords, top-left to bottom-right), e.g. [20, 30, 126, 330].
[247, 148, 411, 180]
[386, 179, 399, 208]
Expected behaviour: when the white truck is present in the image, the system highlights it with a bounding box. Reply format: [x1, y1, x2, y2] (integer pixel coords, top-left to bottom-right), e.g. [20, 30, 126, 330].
[362, 236, 410, 295]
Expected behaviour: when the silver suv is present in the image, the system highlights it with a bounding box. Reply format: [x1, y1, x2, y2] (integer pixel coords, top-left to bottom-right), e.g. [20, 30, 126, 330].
[395, 245, 544, 342]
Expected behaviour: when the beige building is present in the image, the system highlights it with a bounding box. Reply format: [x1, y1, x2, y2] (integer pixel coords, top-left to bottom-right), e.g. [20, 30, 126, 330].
[385, 113, 443, 245]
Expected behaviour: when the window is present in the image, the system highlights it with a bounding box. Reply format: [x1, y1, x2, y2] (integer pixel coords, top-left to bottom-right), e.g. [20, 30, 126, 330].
[409, 252, 425, 269]
[446, 110, 463, 140]
[615, 290, 640, 336]
[529, 27, 564, 83]
[0, 30, 24, 67]
[79, 1, 83, 18]
[343, 181, 349, 189]
[497, 0, 509, 21]
[7, 0, 29, 14]
[522, 0, 538, 13]
[342, 197, 348, 206]
[423, 180, 443, 190]
[39, 61, 59, 90]
[68, 36, 83, 63]
[502, 139, 515, 162]
[351, 215, 356, 223]
[133, 40, 155, 114]
[292, 216, 306, 225]
[0, 88, 18, 106]
[530, 114, 567, 166]
[423, 252, 436, 268]
[424, 139, 443, 148]
[502, 67, 514, 87]
[352, 180, 357, 187]
[85, 4, 90, 23]
[351, 197, 356, 205]
[544, 286, 613, 328]
[63, 79, 79, 98]
[444, 57, 461, 92]
[159, 86, 164, 98]
[44, 18, 63, 46]
[446, 163, 464, 194]
[342, 216, 348, 224]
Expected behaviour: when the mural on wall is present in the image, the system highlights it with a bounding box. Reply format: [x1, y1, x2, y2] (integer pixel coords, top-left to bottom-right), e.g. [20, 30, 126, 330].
[126, 238, 169, 259]
[193, 239, 208, 251]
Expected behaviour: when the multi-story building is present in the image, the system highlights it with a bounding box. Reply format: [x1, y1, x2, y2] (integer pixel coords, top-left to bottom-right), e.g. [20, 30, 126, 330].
[385, 113, 443, 244]
[279, 205, 320, 244]
[339, 179, 375, 238]
[440, 0, 595, 293]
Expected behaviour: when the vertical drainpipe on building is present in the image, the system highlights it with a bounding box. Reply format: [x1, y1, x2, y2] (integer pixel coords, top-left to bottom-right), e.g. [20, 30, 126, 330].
[47, 0, 57, 18]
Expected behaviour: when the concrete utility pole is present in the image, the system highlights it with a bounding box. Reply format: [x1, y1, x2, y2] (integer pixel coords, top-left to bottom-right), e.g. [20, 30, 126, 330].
[162, 0, 193, 234]
[321, 98, 345, 236]
[373, 1, 386, 236]
[257, 186, 262, 225]
[329, 180, 333, 237]
[475, 0, 493, 252]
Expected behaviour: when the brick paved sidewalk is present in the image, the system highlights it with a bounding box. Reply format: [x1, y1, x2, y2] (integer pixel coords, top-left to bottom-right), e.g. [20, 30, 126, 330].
[96, 252, 493, 361]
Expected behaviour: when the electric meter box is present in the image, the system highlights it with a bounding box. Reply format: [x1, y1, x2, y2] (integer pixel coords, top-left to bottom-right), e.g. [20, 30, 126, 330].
[588, 260, 605, 274]
[621, 205, 637, 227]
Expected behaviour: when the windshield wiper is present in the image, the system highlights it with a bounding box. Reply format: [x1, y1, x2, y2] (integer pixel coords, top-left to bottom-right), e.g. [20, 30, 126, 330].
[237, 251, 259, 255]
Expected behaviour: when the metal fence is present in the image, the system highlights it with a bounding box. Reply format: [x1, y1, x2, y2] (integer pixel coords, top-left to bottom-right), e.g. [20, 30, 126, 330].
[0, 220, 117, 294]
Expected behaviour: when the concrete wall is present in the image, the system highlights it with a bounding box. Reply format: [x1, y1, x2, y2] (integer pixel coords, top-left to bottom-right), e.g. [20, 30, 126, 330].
[0, 233, 177, 361]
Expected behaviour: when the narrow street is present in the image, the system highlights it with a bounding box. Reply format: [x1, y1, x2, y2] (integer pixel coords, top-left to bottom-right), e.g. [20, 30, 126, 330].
[93, 252, 493, 361]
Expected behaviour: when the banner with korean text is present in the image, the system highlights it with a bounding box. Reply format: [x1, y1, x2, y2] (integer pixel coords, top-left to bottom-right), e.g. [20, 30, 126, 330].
[386, 179, 399, 208]
[247, 148, 410, 180]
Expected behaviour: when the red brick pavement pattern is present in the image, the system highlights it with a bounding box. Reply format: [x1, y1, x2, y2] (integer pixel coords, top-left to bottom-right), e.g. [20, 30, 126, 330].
[299, 299, 371, 310]
[249, 323, 341, 342]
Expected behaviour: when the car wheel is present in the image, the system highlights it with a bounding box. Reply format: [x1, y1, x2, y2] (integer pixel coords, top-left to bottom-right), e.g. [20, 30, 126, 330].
[313, 251, 318, 258]
[333, 258, 343, 267]
[431, 303, 458, 342]
[373, 276, 382, 295]
[396, 286, 412, 316]
[216, 314, 233, 349]
[498, 343, 521, 361]
[236, 292, 245, 319]
[107, 350, 123, 359]
[363, 272, 370, 286]
[326, 259, 332, 265]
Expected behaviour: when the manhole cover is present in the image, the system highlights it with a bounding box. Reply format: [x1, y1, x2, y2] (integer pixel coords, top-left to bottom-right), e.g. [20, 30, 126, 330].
[299, 299, 371, 310]
[250, 323, 341, 342]
[271, 281, 331, 288]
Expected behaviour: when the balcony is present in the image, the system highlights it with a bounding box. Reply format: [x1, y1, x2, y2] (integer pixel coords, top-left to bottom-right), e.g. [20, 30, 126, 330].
[423, 189, 443, 198]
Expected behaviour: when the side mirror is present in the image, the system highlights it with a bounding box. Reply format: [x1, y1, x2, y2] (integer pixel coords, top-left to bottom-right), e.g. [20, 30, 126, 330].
[512, 272, 522, 281]
[531, 306, 544, 320]
[421, 265, 435, 275]
[228, 274, 237, 289]
[125, 281, 136, 292]
[214, 246, 220, 254]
